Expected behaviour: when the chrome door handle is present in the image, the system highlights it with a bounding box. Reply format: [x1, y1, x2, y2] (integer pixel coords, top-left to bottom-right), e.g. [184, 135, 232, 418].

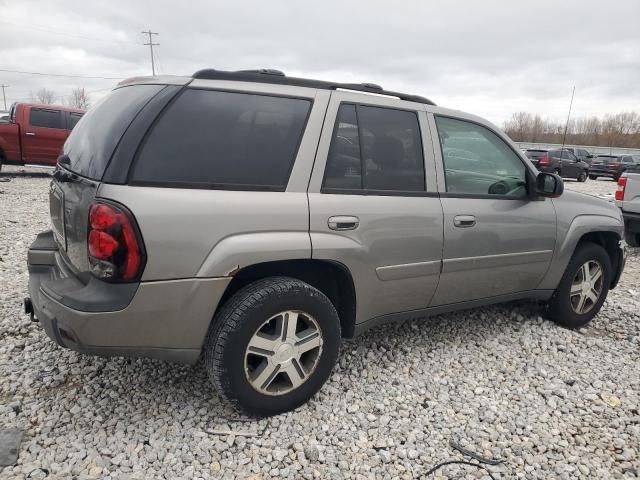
[25, 132, 36, 136]
[453, 215, 476, 228]
[328, 215, 359, 231]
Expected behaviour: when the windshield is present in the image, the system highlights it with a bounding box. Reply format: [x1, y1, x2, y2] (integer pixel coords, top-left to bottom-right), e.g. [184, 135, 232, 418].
[63, 84, 163, 179]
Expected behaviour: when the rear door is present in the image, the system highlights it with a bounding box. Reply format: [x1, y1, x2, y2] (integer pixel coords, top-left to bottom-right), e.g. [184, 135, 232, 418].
[308, 92, 443, 325]
[429, 113, 556, 305]
[22, 106, 67, 165]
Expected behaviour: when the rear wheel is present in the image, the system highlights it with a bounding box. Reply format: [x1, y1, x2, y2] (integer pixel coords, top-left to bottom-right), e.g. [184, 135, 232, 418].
[204, 277, 341, 416]
[554, 168, 561, 176]
[589, 174, 597, 180]
[577, 171, 587, 182]
[547, 243, 611, 328]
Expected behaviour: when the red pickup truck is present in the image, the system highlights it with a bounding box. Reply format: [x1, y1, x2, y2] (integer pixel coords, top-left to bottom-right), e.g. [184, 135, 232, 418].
[0, 103, 84, 171]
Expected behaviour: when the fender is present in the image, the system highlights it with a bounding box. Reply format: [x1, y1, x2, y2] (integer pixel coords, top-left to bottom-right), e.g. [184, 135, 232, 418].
[196, 231, 312, 278]
[538, 213, 623, 290]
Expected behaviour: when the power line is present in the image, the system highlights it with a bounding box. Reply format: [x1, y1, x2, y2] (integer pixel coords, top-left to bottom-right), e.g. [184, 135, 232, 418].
[141, 30, 159, 76]
[0, 68, 121, 80]
[1, 85, 8, 110]
[0, 20, 133, 45]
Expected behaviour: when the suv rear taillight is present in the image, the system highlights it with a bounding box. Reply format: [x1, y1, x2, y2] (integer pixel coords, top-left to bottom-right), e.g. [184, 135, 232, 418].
[88, 201, 145, 282]
[615, 177, 627, 201]
[539, 155, 551, 165]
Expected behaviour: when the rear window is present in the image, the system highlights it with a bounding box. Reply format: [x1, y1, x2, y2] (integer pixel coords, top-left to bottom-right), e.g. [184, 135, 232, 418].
[63, 85, 163, 179]
[525, 150, 547, 159]
[131, 89, 311, 190]
[30, 108, 63, 129]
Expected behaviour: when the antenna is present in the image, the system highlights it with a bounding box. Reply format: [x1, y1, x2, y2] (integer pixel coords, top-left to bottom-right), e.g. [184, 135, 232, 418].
[141, 30, 159, 76]
[560, 86, 575, 151]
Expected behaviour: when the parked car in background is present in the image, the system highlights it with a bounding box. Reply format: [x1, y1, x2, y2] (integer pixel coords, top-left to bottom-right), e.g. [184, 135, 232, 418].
[0, 111, 9, 122]
[525, 148, 589, 181]
[616, 166, 640, 247]
[589, 154, 640, 181]
[562, 147, 594, 164]
[25, 69, 626, 416]
[0, 102, 84, 171]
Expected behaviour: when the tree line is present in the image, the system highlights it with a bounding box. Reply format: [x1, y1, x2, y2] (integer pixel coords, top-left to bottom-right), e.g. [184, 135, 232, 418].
[29, 87, 91, 110]
[503, 111, 640, 148]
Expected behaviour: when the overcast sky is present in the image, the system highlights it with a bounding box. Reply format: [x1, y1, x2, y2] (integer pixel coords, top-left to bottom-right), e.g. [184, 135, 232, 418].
[0, 0, 638, 125]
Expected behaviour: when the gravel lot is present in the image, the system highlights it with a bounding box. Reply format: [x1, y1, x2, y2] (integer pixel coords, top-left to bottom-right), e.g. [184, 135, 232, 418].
[1, 166, 638, 479]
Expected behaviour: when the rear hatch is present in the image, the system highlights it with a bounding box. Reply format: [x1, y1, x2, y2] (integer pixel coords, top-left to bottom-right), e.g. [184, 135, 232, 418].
[50, 84, 165, 279]
[525, 149, 548, 167]
[590, 156, 617, 172]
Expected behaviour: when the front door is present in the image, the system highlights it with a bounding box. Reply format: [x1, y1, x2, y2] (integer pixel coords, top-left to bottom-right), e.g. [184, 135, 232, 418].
[307, 92, 444, 324]
[559, 150, 581, 178]
[429, 114, 556, 306]
[22, 107, 67, 165]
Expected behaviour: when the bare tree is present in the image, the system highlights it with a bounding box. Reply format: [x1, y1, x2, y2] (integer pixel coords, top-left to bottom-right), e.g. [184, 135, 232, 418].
[66, 87, 90, 110]
[31, 88, 56, 104]
[504, 111, 640, 148]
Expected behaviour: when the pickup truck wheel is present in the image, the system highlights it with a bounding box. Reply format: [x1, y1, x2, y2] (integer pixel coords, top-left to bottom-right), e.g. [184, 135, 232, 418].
[589, 175, 597, 180]
[204, 276, 341, 416]
[547, 243, 611, 329]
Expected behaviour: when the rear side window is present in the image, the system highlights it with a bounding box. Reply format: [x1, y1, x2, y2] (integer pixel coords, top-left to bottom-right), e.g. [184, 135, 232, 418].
[30, 108, 63, 129]
[64, 85, 164, 179]
[131, 89, 311, 190]
[323, 103, 425, 193]
[67, 112, 83, 130]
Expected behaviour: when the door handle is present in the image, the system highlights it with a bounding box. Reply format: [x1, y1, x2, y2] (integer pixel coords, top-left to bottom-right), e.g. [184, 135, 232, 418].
[328, 215, 359, 231]
[453, 215, 476, 228]
[25, 132, 36, 136]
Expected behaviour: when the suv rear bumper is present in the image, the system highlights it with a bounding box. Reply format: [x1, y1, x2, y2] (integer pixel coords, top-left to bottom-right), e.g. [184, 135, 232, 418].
[27, 231, 231, 364]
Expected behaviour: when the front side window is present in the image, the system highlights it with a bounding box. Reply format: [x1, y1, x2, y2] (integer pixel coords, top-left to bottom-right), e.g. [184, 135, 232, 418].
[435, 116, 527, 197]
[29, 108, 63, 129]
[132, 89, 311, 190]
[323, 103, 425, 192]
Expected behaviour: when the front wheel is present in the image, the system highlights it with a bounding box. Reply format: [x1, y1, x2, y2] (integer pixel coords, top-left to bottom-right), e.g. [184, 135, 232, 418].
[204, 277, 341, 416]
[547, 243, 611, 328]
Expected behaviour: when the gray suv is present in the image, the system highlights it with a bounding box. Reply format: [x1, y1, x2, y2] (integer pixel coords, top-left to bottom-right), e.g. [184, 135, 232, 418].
[26, 69, 626, 416]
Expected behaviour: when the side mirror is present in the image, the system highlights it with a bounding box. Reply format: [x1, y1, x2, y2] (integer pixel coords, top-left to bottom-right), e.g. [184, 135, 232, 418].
[535, 172, 563, 198]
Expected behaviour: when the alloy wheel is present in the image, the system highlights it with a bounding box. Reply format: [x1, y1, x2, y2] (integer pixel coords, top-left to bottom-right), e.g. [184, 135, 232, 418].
[244, 310, 323, 395]
[569, 260, 604, 315]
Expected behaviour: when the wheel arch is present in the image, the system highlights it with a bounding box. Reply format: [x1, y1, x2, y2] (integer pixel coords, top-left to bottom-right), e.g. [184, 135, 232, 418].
[539, 214, 624, 291]
[215, 259, 358, 338]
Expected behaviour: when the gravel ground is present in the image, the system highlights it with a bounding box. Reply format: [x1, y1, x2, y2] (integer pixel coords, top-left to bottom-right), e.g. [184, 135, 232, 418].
[1, 166, 639, 479]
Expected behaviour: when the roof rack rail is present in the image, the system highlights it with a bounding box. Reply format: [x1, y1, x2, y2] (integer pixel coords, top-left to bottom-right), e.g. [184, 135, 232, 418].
[191, 68, 436, 106]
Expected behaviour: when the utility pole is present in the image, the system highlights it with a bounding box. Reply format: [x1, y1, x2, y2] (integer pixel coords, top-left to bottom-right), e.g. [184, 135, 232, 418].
[0, 84, 8, 111]
[141, 30, 159, 76]
[561, 86, 576, 149]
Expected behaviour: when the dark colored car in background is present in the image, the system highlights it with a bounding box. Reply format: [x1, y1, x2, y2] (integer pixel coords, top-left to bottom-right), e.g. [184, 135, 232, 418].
[525, 148, 589, 181]
[589, 154, 640, 181]
[562, 147, 594, 164]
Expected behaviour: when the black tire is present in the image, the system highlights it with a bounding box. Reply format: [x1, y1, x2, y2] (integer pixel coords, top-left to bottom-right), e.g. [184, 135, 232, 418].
[577, 171, 587, 182]
[547, 243, 611, 329]
[204, 277, 341, 416]
[554, 168, 562, 176]
[589, 175, 597, 180]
